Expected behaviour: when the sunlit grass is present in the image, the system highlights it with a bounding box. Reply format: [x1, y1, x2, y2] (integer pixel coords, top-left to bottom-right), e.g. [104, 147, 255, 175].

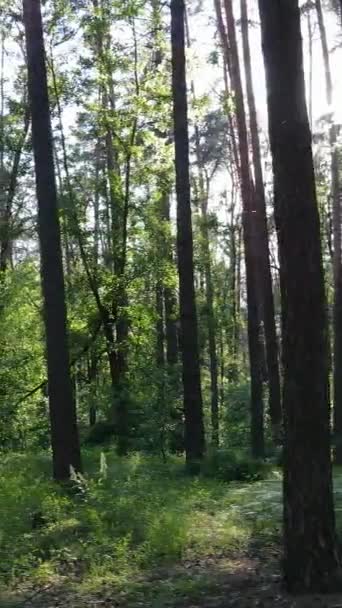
[2, 448, 342, 606]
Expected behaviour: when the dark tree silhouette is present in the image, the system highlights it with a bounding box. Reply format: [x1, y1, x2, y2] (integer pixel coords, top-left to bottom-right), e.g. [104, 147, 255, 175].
[23, 0, 82, 481]
[170, 0, 205, 466]
[240, 0, 282, 441]
[258, 0, 340, 591]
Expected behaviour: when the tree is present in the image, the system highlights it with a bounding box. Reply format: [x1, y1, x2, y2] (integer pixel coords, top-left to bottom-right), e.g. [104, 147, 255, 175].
[185, 10, 219, 447]
[240, 0, 282, 441]
[170, 0, 205, 466]
[23, 0, 82, 480]
[221, 0, 264, 458]
[314, 0, 342, 464]
[258, 0, 340, 591]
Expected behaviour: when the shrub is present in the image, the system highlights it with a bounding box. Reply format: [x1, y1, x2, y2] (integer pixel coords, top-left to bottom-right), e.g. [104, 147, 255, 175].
[84, 421, 116, 446]
[201, 449, 268, 482]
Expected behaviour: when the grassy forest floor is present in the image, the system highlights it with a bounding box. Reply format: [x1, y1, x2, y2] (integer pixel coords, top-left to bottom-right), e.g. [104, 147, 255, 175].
[2, 450, 342, 607]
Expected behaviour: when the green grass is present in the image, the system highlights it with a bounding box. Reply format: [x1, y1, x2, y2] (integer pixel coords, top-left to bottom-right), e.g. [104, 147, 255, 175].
[11, 450, 342, 607]
[2, 451, 342, 607]
[0, 449, 280, 599]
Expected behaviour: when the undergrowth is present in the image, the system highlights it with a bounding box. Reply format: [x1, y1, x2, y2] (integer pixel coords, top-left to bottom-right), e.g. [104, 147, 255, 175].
[0, 449, 281, 599]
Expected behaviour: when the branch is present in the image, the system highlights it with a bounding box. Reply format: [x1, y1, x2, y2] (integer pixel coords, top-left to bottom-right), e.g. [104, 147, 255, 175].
[14, 319, 103, 409]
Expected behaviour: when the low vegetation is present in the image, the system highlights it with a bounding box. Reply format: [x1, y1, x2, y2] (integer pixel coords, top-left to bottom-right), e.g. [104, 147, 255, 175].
[0, 449, 280, 604]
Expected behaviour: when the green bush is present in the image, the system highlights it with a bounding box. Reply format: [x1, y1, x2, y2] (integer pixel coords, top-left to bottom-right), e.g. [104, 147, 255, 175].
[220, 382, 251, 450]
[201, 449, 268, 482]
[84, 421, 116, 446]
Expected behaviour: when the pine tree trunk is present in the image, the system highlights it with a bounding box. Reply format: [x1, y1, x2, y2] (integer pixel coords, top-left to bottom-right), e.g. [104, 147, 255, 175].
[315, 0, 342, 464]
[201, 191, 219, 446]
[258, 0, 340, 591]
[240, 0, 282, 441]
[170, 0, 205, 466]
[226, 201, 239, 380]
[223, 0, 264, 458]
[160, 193, 179, 366]
[93, 140, 101, 271]
[156, 281, 165, 369]
[23, 0, 82, 481]
[185, 8, 219, 448]
[332, 138, 342, 462]
[316, 0, 332, 106]
[88, 349, 98, 427]
[307, 11, 313, 129]
[0, 31, 4, 172]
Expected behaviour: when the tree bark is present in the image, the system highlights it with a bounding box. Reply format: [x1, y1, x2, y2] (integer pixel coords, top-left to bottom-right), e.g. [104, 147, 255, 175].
[332, 134, 342, 463]
[0, 31, 4, 172]
[316, 0, 332, 106]
[160, 193, 179, 366]
[23, 0, 82, 481]
[185, 8, 219, 447]
[258, 0, 340, 591]
[315, 0, 342, 465]
[240, 0, 282, 440]
[199, 184, 219, 446]
[307, 10, 313, 129]
[222, 0, 264, 458]
[170, 0, 205, 466]
[203, 207, 220, 447]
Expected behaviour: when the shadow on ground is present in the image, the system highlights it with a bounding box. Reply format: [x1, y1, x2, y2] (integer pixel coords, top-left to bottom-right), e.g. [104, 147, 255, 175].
[4, 548, 342, 608]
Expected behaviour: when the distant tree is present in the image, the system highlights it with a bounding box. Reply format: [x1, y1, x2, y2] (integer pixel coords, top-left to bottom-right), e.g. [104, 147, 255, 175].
[314, 0, 342, 464]
[240, 0, 282, 442]
[221, 0, 264, 457]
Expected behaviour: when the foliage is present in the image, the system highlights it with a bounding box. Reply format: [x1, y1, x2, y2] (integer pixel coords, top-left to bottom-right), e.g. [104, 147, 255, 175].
[201, 448, 270, 482]
[0, 449, 281, 596]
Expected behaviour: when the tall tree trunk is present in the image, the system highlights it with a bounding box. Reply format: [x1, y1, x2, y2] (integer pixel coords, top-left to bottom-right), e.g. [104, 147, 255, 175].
[156, 279, 168, 458]
[332, 135, 342, 463]
[198, 182, 219, 446]
[170, 0, 205, 466]
[202, 201, 220, 447]
[258, 0, 340, 591]
[240, 0, 282, 440]
[316, 0, 332, 106]
[185, 9, 219, 447]
[0, 30, 4, 172]
[156, 280, 165, 369]
[315, 0, 342, 464]
[220, 332, 225, 408]
[307, 10, 313, 129]
[225, 191, 239, 379]
[214, 0, 240, 178]
[23, 0, 82, 481]
[93, 140, 101, 272]
[160, 193, 179, 366]
[222, 0, 264, 458]
[87, 349, 98, 427]
[228, 220, 237, 378]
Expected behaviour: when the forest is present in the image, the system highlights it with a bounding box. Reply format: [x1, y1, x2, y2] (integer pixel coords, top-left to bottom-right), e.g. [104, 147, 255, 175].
[1, 0, 342, 605]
